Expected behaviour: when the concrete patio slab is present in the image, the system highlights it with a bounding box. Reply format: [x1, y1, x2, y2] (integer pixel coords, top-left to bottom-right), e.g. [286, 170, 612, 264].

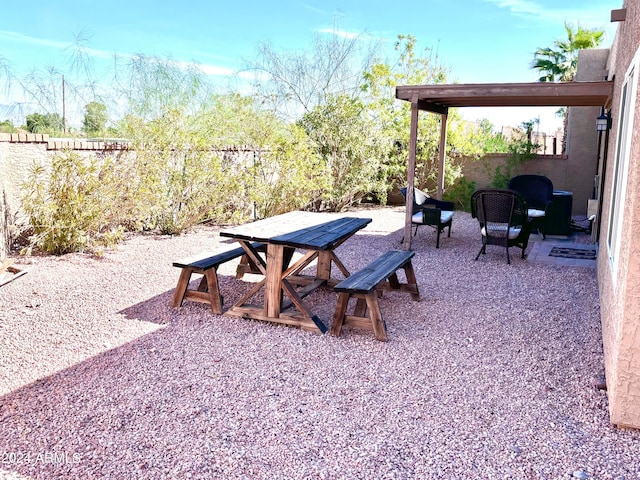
[527, 236, 597, 268]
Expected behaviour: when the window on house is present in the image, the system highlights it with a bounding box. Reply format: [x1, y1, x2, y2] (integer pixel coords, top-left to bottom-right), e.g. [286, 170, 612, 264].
[607, 57, 638, 275]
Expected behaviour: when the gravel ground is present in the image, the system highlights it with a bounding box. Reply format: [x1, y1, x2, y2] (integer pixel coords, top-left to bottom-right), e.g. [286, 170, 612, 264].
[0, 207, 638, 479]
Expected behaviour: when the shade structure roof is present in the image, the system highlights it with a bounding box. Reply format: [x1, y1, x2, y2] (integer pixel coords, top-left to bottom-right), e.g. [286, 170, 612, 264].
[395, 81, 613, 113]
[395, 80, 614, 250]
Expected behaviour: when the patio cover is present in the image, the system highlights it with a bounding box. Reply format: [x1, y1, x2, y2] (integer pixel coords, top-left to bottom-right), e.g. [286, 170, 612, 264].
[395, 80, 613, 250]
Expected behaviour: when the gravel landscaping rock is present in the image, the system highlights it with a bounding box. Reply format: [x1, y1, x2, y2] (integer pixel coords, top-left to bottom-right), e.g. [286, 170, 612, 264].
[1, 207, 638, 479]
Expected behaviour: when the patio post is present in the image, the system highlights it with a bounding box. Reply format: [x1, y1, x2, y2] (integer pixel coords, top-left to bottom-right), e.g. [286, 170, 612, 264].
[437, 112, 448, 200]
[402, 99, 420, 251]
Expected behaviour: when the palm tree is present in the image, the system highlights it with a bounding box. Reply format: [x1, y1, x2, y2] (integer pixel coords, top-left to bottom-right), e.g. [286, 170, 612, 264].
[531, 22, 605, 153]
[532, 22, 605, 82]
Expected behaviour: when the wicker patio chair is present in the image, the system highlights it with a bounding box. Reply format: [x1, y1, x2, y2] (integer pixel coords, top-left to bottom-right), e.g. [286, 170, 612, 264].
[507, 174, 554, 239]
[400, 187, 454, 248]
[470, 188, 531, 264]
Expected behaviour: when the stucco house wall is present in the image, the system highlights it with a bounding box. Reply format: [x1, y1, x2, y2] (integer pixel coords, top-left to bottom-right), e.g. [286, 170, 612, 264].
[567, 49, 611, 214]
[597, 0, 640, 428]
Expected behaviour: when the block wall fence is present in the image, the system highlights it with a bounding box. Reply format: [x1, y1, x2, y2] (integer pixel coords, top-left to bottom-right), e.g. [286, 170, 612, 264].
[1, 133, 132, 260]
[0, 133, 595, 260]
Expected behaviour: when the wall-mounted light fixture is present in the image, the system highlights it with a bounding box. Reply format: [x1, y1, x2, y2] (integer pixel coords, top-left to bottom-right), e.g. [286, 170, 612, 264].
[596, 112, 611, 131]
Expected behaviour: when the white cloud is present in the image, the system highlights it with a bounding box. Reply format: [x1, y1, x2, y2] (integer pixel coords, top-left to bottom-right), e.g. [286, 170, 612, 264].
[316, 28, 362, 40]
[483, 0, 616, 27]
[1, 29, 246, 82]
[487, 0, 544, 16]
[0, 30, 70, 50]
[0, 29, 122, 62]
[176, 60, 234, 77]
[300, 3, 332, 16]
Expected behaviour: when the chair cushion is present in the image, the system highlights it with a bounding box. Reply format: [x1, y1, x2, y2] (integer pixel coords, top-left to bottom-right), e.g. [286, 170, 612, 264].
[481, 225, 522, 240]
[412, 210, 453, 224]
[440, 210, 454, 223]
[527, 209, 546, 218]
[414, 188, 430, 205]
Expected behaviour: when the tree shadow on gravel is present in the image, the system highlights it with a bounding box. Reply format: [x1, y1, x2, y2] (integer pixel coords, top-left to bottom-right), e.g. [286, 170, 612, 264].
[3, 211, 637, 479]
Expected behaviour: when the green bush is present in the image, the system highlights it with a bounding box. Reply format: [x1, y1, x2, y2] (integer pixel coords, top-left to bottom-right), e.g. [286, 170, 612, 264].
[443, 176, 476, 212]
[20, 150, 124, 255]
[489, 123, 540, 188]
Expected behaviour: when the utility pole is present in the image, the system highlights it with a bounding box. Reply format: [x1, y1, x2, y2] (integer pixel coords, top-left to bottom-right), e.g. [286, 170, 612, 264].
[62, 75, 66, 134]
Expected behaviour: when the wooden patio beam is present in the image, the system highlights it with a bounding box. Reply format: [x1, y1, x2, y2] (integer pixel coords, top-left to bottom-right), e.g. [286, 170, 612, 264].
[396, 81, 613, 108]
[417, 100, 449, 115]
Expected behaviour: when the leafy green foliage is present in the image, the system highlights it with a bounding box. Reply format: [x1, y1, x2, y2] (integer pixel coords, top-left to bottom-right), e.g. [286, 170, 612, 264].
[362, 35, 448, 191]
[532, 22, 605, 82]
[25, 112, 64, 134]
[443, 176, 475, 212]
[82, 101, 108, 137]
[0, 119, 17, 133]
[488, 123, 540, 188]
[249, 124, 330, 217]
[298, 94, 389, 210]
[20, 151, 124, 255]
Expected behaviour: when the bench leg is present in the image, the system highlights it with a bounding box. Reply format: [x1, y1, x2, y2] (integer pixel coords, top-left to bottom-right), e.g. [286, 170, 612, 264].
[204, 269, 223, 314]
[403, 263, 421, 301]
[330, 292, 351, 337]
[172, 267, 224, 314]
[364, 292, 387, 342]
[330, 292, 388, 342]
[236, 253, 263, 278]
[171, 268, 193, 307]
[388, 272, 400, 290]
[197, 276, 208, 292]
[353, 297, 367, 317]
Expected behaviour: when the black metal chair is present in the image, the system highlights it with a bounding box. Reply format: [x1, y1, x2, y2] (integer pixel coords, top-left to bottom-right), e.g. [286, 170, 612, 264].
[470, 189, 531, 264]
[507, 175, 554, 239]
[400, 187, 454, 248]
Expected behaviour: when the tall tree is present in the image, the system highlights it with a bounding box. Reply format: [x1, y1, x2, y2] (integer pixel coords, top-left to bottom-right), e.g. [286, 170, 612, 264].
[82, 101, 108, 136]
[25, 112, 63, 133]
[245, 28, 379, 121]
[532, 22, 605, 82]
[531, 22, 605, 154]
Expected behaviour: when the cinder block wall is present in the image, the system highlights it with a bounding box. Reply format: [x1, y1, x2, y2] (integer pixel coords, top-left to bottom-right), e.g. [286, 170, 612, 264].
[0, 133, 126, 260]
[460, 153, 592, 215]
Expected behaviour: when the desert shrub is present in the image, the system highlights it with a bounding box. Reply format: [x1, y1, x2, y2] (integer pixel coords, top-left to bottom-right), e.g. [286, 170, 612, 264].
[249, 124, 331, 217]
[298, 94, 389, 211]
[119, 108, 249, 234]
[20, 150, 124, 255]
[443, 176, 476, 212]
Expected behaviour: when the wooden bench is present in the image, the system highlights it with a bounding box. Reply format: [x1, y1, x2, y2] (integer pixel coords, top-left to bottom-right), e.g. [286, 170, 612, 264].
[171, 243, 263, 314]
[330, 250, 420, 341]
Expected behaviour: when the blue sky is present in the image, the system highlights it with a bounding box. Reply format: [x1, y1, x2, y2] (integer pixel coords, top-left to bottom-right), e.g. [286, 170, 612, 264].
[0, 0, 621, 131]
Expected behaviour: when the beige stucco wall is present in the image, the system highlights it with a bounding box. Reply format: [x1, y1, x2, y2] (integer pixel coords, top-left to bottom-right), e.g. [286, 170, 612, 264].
[0, 137, 9, 260]
[566, 49, 610, 216]
[461, 153, 568, 189]
[597, 0, 640, 428]
[0, 133, 125, 260]
[461, 152, 594, 216]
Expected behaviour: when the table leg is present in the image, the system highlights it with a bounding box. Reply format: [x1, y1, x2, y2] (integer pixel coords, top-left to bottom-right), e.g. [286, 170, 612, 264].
[265, 244, 285, 318]
[317, 250, 332, 280]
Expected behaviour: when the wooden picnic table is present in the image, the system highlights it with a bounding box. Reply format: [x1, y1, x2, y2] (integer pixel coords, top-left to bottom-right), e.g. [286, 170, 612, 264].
[219, 211, 372, 333]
